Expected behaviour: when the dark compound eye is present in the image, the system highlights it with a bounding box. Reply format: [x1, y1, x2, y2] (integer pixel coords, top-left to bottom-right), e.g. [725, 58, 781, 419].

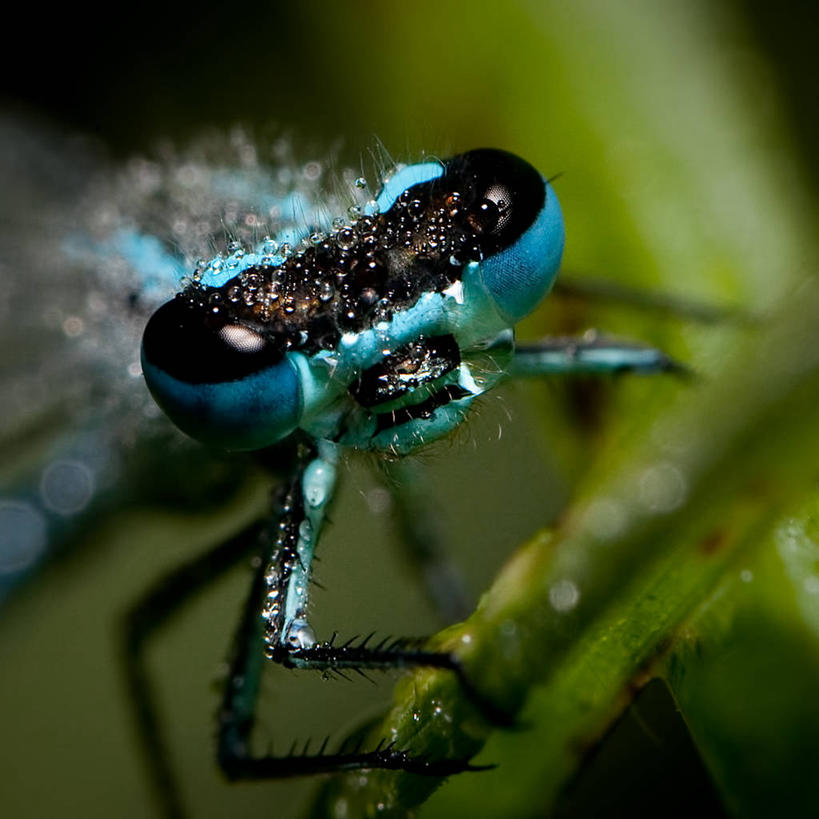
[440, 148, 564, 323]
[443, 148, 546, 256]
[142, 294, 284, 385]
[141, 292, 301, 451]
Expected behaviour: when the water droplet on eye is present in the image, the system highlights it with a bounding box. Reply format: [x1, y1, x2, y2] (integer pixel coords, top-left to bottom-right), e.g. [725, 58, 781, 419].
[335, 227, 357, 251]
[549, 579, 580, 612]
[244, 272, 261, 291]
[354, 176, 367, 189]
[299, 520, 313, 540]
[355, 215, 376, 235]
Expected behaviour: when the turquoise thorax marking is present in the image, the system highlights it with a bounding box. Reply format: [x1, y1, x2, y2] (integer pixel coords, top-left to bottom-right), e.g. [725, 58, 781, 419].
[281, 443, 338, 650]
[478, 180, 563, 323]
[293, 261, 519, 451]
[372, 160, 444, 214]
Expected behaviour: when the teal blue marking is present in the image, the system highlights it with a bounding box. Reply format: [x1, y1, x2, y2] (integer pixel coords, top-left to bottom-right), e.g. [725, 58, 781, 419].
[108, 229, 187, 297]
[373, 161, 443, 214]
[369, 394, 477, 455]
[282, 444, 338, 649]
[141, 354, 302, 451]
[62, 228, 186, 301]
[508, 342, 672, 377]
[200, 250, 271, 288]
[477, 180, 564, 323]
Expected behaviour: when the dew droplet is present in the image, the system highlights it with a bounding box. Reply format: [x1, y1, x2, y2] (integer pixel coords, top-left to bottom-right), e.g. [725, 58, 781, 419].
[39, 460, 95, 516]
[549, 579, 580, 612]
[335, 227, 357, 251]
[638, 461, 687, 513]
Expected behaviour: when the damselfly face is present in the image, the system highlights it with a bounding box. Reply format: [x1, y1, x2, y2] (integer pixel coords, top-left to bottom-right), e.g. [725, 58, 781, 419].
[141, 149, 564, 454]
[127, 142, 675, 815]
[0, 123, 677, 819]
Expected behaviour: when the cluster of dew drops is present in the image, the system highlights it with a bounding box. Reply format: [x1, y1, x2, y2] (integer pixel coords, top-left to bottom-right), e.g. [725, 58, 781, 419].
[181, 167, 476, 337]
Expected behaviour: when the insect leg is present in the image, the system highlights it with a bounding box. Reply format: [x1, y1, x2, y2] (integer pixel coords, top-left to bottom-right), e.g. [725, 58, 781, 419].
[377, 457, 470, 624]
[508, 334, 685, 377]
[218, 444, 498, 781]
[553, 275, 745, 324]
[122, 515, 270, 819]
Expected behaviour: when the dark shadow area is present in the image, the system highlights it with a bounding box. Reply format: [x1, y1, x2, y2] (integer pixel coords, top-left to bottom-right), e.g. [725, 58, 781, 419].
[0, 2, 816, 176]
[741, 0, 819, 192]
[551, 679, 727, 819]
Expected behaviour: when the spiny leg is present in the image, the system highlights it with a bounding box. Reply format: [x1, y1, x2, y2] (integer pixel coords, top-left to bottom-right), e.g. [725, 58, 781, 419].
[122, 515, 270, 819]
[378, 457, 470, 624]
[508, 333, 686, 378]
[218, 440, 497, 781]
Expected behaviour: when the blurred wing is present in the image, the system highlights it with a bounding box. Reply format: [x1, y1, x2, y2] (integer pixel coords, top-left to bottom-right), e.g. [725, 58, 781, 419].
[0, 117, 363, 602]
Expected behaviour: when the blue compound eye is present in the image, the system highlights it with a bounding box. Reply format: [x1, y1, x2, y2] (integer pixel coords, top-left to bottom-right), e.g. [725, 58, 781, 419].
[446, 149, 565, 323]
[141, 295, 302, 450]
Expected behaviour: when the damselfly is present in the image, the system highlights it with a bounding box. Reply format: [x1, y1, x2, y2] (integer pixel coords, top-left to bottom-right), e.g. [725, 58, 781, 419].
[0, 122, 680, 818]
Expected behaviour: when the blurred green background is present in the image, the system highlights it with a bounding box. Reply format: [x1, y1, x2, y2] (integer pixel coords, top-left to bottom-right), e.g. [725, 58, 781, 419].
[2, 1, 819, 817]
